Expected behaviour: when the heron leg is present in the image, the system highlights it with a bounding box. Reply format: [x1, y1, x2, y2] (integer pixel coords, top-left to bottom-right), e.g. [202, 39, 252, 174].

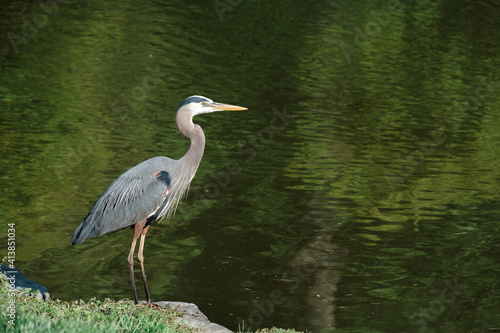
[137, 225, 151, 303]
[128, 222, 146, 304]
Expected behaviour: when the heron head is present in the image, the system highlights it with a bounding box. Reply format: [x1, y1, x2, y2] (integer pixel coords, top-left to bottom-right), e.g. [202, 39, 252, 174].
[177, 95, 247, 117]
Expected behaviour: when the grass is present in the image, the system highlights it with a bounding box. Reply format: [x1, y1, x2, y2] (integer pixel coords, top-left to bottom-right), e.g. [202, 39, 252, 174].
[0, 278, 191, 333]
[0, 278, 302, 333]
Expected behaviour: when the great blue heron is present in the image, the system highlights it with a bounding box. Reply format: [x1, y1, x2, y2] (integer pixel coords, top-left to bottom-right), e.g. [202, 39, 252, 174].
[71, 95, 247, 304]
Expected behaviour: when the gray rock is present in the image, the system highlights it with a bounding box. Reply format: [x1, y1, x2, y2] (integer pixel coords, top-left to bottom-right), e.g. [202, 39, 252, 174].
[0, 264, 50, 301]
[154, 301, 233, 333]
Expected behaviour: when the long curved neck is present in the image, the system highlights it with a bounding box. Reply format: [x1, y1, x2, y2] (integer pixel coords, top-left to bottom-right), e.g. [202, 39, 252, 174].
[177, 111, 205, 173]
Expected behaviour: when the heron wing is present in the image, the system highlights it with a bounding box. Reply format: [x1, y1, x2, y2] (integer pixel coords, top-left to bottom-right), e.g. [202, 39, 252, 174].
[71, 157, 173, 245]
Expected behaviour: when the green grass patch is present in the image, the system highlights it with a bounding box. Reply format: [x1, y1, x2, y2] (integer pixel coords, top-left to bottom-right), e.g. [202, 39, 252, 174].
[0, 278, 303, 332]
[0, 278, 193, 333]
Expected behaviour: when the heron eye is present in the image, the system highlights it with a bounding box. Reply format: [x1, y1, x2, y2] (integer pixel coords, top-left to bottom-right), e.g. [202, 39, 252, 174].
[201, 102, 206, 106]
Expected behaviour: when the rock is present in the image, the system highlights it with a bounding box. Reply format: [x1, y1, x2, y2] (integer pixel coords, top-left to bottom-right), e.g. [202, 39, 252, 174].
[154, 301, 232, 333]
[0, 264, 50, 301]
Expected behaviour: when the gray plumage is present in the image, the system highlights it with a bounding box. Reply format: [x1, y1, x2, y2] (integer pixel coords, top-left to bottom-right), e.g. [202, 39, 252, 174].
[71, 157, 174, 245]
[70, 95, 246, 304]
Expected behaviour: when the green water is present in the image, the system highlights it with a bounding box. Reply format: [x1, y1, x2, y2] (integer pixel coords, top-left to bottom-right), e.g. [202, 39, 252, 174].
[1, 0, 500, 332]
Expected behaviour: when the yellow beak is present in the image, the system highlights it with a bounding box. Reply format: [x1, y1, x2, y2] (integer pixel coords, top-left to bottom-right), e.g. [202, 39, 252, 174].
[211, 102, 247, 111]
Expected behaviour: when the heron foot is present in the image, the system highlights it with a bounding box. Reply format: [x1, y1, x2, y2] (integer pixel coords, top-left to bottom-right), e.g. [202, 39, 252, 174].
[139, 301, 161, 309]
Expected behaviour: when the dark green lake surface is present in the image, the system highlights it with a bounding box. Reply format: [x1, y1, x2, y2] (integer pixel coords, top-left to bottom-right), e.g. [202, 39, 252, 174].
[1, 1, 500, 332]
